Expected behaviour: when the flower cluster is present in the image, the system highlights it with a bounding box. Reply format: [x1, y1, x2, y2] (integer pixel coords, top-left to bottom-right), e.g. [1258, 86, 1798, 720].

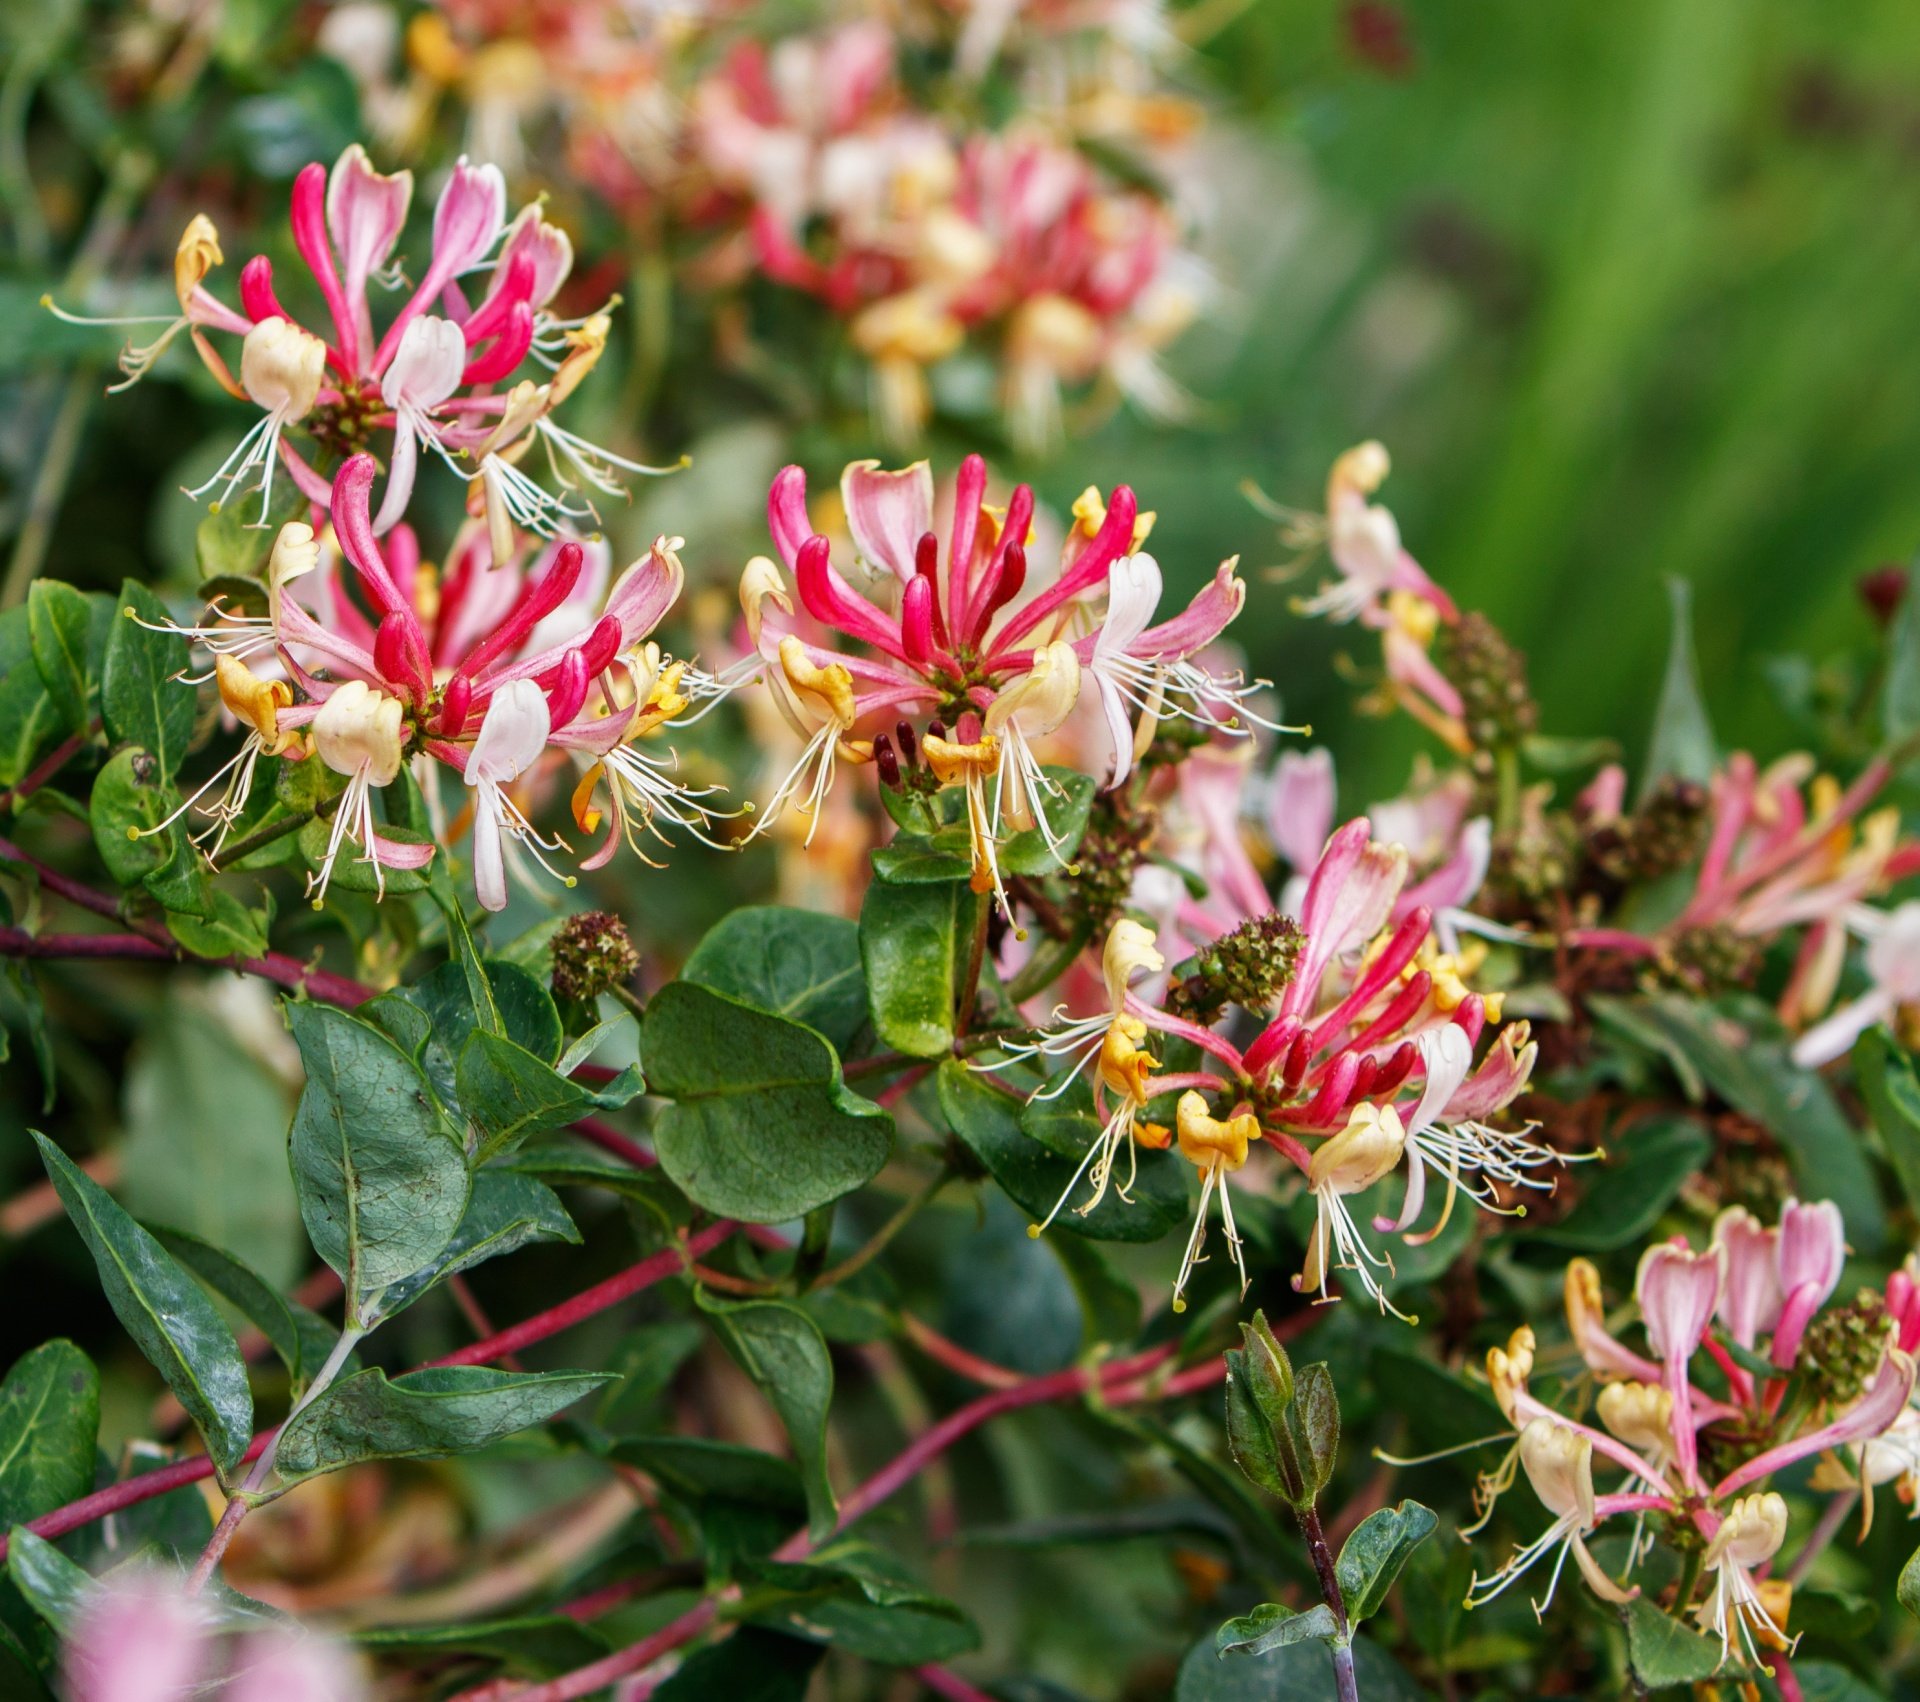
[1467, 1203, 1920, 1669]
[1280, 441, 1920, 1073]
[317, 3, 1206, 451]
[49, 144, 664, 544]
[983, 814, 1550, 1314]
[739, 452, 1263, 917]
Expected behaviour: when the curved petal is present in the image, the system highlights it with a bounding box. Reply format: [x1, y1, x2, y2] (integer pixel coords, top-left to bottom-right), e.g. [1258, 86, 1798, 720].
[841, 458, 934, 584]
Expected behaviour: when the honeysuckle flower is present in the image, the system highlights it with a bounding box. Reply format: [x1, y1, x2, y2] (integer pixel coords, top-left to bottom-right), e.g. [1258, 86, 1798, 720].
[223, 1628, 367, 1702]
[465, 677, 568, 912]
[1772, 1197, 1846, 1369]
[1713, 1205, 1785, 1354]
[183, 317, 328, 520]
[750, 454, 1256, 917]
[1267, 746, 1336, 910]
[1294, 1101, 1408, 1318]
[1292, 443, 1452, 627]
[306, 678, 425, 904]
[1374, 1021, 1555, 1243]
[1564, 1257, 1664, 1384]
[1170, 1090, 1255, 1313]
[1596, 1381, 1677, 1484]
[48, 144, 661, 540]
[1717, 1351, 1919, 1499]
[1695, 1493, 1793, 1668]
[1813, 1407, 1920, 1530]
[63, 1570, 217, 1702]
[1636, 1239, 1725, 1486]
[134, 653, 311, 857]
[1792, 902, 1920, 1067]
[1467, 1420, 1636, 1616]
[988, 920, 1177, 1225]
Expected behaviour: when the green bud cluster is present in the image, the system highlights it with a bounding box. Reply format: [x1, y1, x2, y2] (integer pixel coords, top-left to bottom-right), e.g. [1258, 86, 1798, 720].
[1166, 913, 1305, 1024]
[549, 909, 641, 1002]
[1585, 777, 1710, 886]
[1436, 611, 1538, 751]
[1488, 812, 1581, 911]
[1650, 924, 1763, 997]
[1072, 798, 1156, 936]
[1801, 1290, 1893, 1406]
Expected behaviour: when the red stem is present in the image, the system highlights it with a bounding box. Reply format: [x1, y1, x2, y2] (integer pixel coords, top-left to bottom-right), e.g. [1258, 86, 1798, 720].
[0, 1223, 739, 1564]
[0, 927, 373, 1008]
[461, 1347, 1227, 1702]
[1, 726, 92, 809]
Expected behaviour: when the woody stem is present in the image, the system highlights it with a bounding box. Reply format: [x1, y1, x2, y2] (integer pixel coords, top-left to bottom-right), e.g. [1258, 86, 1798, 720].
[1299, 1502, 1360, 1702]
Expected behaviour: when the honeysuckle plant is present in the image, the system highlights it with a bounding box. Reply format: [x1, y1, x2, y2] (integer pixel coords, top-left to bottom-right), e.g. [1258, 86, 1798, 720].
[14, 31, 1920, 1697]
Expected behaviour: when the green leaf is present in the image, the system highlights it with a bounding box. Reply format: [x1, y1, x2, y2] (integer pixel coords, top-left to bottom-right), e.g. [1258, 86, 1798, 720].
[1898, 1539, 1920, 1623]
[454, 1031, 642, 1163]
[372, 1171, 580, 1319]
[643, 982, 892, 1223]
[405, 959, 564, 1109]
[1635, 994, 1885, 1254]
[7, 1528, 94, 1636]
[737, 1549, 979, 1664]
[999, 769, 1096, 875]
[869, 839, 973, 884]
[683, 906, 869, 1054]
[859, 874, 981, 1057]
[1215, 1602, 1339, 1657]
[273, 1366, 610, 1487]
[1625, 1597, 1728, 1688]
[101, 583, 195, 780]
[1224, 1347, 1298, 1505]
[31, 1134, 252, 1478]
[124, 1000, 301, 1286]
[87, 745, 184, 889]
[1293, 1364, 1340, 1499]
[1885, 552, 1920, 746]
[1525, 1116, 1707, 1252]
[0, 605, 57, 787]
[654, 1627, 824, 1701]
[26, 581, 91, 734]
[1175, 1629, 1426, 1701]
[148, 1226, 345, 1394]
[1334, 1500, 1437, 1624]
[285, 1002, 471, 1325]
[1639, 578, 1715, 802]
[1855, 1032, 1920, 1223]
[936, 1060, 1186, 1243]
[355, 1615, 612, 1681]
[696, 1294, 837, 1542]
[164, 887, 271, 962]
[0, 1343, 98, 1527]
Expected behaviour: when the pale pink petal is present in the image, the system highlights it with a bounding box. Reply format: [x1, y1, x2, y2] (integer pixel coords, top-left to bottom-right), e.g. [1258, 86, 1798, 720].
[1267, 749, 1335, 874]
[841, 458, 934, 584]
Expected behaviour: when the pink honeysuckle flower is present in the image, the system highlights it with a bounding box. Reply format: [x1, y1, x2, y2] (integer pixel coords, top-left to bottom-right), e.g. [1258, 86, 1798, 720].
[1267, 746, 1336, 912]
[1792, 902, 1920, 1068]
[63, 1570, 216, 1702]
[1160, 741, 1274, 944]
[1770, 1197, 1846, 1369]
[1711, 1205, 1784, 1354]
[1635, 1238, 1725, 1486]
[1717, 1351, 1918, 1499]
[1372, 1021, 1554, 1244]
[748, 454, 1256, 915]
[142, 452, 720, 907]
[222, 1628, 366, 1702]
[1294, 1101, 1410, 1318]
[1564, 1258, 1666, 1385]
[1294, 442, 1453, 627]
[47, 145, 666, 538]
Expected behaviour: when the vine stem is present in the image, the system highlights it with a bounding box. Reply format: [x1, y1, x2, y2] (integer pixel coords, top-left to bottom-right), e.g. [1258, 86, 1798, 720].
[0, 1222, 741, 1564]
[1300, 1503, 1360, 1702]
[449, 1345, 1205, 1702]
[0, 927, 373, 1007]
[185, 1326, 365, 1594]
